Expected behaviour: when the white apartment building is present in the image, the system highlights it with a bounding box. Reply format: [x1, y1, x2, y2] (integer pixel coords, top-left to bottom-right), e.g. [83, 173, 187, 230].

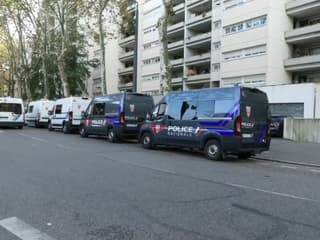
[89, 0, 320, 102]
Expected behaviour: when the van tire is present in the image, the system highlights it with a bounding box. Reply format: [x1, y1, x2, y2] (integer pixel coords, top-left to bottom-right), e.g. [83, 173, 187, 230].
[17, 125, 23, 129]
[63, 122, 70, 134]
[48, 122, 53, 131]
[205, 139, 223, 161]
[141, 132, 154, 149]
[80, 125, 88, 138]
[108, 128, 117, 143]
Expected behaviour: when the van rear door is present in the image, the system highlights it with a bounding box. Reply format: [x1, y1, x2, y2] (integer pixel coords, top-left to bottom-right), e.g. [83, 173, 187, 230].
[124, 94, 154, 128]
[240, 88, 270, 147]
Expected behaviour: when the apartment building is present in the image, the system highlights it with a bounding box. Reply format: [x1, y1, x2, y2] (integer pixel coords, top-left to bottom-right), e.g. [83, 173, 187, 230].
[89, 0, 320, 99]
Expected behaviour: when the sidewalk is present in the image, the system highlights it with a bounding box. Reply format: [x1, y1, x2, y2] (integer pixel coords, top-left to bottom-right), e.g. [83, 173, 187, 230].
[255, 138, 320, 167]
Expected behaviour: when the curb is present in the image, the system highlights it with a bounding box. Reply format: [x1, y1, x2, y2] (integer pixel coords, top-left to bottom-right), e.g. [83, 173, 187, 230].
[252, 157, 320, 168]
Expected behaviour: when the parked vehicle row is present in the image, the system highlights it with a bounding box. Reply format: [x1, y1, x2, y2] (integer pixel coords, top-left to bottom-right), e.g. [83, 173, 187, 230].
[0, 97, 24, 129]
[0, 86, 271, 161]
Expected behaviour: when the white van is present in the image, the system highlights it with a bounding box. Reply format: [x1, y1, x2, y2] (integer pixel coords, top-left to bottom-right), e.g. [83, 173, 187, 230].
[48, 97, 90, 133]
[25, 100, 54, 127]
[0, 97, 25, 129]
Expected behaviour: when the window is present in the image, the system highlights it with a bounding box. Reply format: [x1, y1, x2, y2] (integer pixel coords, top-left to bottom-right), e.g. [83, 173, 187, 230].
[214, 99, 235, 117]
[92, 103, 105, 116]
[214, 20, 222, 29]
[197, 100, 215, 119]
[0, 103, 22, 114]
[28, 105, 34, 113]
[166, 101, 182, 120]
[143, 40, 160, 50]
[212, 63, 220, 72]
[55, 105, 62, 114]
[142, 74, 160, 81]
[142, 56, 160, 65]
[224, 0, 253, 10]
[223, 45, 266, 61]
[143, 25, 157, 34]
[222, 74, 266, 87]
[225, 15, 267, 34]
[213, 41, 221, 50]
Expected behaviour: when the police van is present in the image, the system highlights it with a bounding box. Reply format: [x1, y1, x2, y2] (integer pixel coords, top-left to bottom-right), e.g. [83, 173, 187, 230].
[139, 87, 271, 161]
[48, 97, 90, 133]
[25, 99, 54, 127]
[0, 97, 25, 129]
[80, 92, 154, 142]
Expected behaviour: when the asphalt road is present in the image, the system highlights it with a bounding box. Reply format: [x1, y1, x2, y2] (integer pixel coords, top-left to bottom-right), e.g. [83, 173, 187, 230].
[0, 127, 320, 240]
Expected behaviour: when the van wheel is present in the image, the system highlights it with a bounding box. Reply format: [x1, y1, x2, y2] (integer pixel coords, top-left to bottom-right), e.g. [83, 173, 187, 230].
[48, 122, 53, 131]
[205, 140, 223, 161]
[141, 132, 154, 149]
[17, 125, 23, 129]
[108, 128, 117, 143]
[238, 152, 252, 160]
[80, 125, 88, 138]
[63, 123, 70, 134]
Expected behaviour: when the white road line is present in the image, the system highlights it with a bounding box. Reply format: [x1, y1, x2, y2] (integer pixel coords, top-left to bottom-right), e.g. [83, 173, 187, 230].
[310, 169, 320, 174]
[279, 165, 297, 170]
[0, 130, 4, 133]
[0, 217, 57, 240]
[226, 182, 320, 203]
[56, 144, 79, 151]
[17, 133, 48, 143]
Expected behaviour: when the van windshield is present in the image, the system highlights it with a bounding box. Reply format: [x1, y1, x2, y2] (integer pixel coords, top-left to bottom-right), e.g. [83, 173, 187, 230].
[0, 103, 22, 114]
[124, 95, 154, 119]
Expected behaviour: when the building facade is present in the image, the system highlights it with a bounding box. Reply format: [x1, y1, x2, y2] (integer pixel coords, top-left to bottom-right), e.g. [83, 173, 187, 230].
[88, 0, 320, 98]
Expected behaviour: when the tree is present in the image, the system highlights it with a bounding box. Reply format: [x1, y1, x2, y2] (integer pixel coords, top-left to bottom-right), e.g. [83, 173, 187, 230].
[158, 0, 173, 94]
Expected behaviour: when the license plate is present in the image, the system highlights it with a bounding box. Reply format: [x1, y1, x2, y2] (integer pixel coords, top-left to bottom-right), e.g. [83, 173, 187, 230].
[242, 133, 253, 138]
[126, 124, 138, 127]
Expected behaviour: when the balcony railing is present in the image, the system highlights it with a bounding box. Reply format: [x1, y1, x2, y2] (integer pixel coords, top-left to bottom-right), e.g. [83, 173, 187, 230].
[168, 22, 185, 33]
[286, 0, 320, 17]
[169, 58, 184, 67]
[168, 40, 184, 50]
[187, 0, 211, 7]
[119, 35, 135, 47]
[119, 51, 134, 61]
[187, 11, 212, 26]
[118, 66, 134, 75]
[284, 54, 320, 72]
[186, 73, 210, 82]
[285, 23, 320, 44]
[186, 32, 211, 45]
[173, 2, 185, 13]
[185, 52, 211, 63]
[118, 81, 134, 89]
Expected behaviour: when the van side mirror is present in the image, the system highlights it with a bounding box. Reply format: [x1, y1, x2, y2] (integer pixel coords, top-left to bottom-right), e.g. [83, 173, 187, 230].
[48, 110, 53, 116]
[81, 111, 88, 118]
[146, 112, 152, 121]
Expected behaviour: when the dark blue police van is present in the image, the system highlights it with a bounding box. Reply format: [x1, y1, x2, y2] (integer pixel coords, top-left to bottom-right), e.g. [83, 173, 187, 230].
[80, 92, 154, 142]
[139, 87, 270, 161]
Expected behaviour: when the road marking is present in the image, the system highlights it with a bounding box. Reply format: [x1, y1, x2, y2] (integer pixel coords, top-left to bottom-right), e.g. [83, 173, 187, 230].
[0, 130, 4, 133]
[56, 144, 79, 151]
[17, 133, 48, 143]
[310, 169, 320, 174]
[0, 217, 57, 240]
[279, 165, 297, 170]
[226, 182, 320, 203]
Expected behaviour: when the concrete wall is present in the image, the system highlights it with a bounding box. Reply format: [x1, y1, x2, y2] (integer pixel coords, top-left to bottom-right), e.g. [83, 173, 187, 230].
[284, 118, 320, 143]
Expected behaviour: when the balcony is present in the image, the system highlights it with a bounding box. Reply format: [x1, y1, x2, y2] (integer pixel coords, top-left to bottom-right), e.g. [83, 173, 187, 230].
[285, 23, 320, 44]
[186, 32, 211, 46]
[168, 40, 184, 52]
[185, 52, 211, 65]
[171, 77, 183, 85]
[187, 12, 212, 29]
[284, 54, 320, 72]
[286, 0, 320, 18]
[118, 66, 134, 76]
[185, 73, 210, 83]
[170, 58, 184, 68]
[118, 81, 134, 90]
[127, 3, 136, 13]
[187, 0, 211, 9]
[119, 35, 135, 48]
[168, 22, 185, 35]
[173, 2, 185, 14]
[119, 50, 134, 62]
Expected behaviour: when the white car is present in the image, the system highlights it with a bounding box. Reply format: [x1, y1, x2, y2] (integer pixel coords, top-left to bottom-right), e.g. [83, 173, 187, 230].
[0, 97, 25, 129]
[25, 99, 54, 127]
[48, 97, 91, 133]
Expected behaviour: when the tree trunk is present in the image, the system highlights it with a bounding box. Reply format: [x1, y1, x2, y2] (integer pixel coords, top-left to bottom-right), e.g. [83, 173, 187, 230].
[99, 1, 107, 95]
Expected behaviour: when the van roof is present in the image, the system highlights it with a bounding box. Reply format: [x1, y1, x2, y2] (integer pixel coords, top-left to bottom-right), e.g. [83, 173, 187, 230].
[0, 97, 24, 104]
